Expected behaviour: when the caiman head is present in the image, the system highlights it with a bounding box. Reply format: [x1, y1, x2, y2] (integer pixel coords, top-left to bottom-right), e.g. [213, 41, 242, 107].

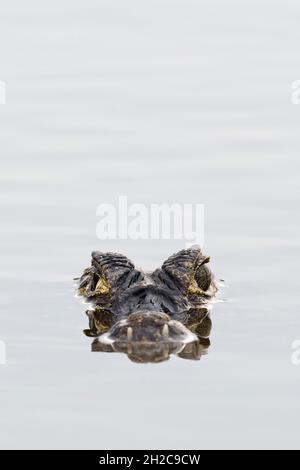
[76, 246, 217, 363]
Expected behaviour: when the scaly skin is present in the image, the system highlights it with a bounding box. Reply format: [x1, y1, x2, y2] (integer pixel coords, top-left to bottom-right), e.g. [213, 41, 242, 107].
[76, 246, 217, 363]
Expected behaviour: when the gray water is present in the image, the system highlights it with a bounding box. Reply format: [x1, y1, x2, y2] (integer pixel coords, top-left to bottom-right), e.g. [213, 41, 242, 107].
[1, 0, 300, 450]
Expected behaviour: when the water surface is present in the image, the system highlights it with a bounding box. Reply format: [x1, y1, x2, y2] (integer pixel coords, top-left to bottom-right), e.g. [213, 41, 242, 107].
[0, 0, 300, 449]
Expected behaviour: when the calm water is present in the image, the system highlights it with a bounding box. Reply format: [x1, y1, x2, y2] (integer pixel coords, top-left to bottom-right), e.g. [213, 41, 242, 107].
[1, 0, 300, 449]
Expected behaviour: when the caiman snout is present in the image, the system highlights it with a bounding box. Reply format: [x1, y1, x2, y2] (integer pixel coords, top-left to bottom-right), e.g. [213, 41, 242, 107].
[100, 311, 197, 345]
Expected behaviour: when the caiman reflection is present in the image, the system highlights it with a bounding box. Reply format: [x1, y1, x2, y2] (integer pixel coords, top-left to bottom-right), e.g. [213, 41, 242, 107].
[84, 307, 212, 363]
[76, 246, 217, 364]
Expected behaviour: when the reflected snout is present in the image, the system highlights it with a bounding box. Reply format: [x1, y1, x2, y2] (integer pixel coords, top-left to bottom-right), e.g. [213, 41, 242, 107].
[99, 311, 197, 345]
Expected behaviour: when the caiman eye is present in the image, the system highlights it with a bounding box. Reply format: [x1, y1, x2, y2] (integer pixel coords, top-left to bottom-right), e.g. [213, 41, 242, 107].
[195, 264, 211, 291]
[78, 268, 110, 297]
